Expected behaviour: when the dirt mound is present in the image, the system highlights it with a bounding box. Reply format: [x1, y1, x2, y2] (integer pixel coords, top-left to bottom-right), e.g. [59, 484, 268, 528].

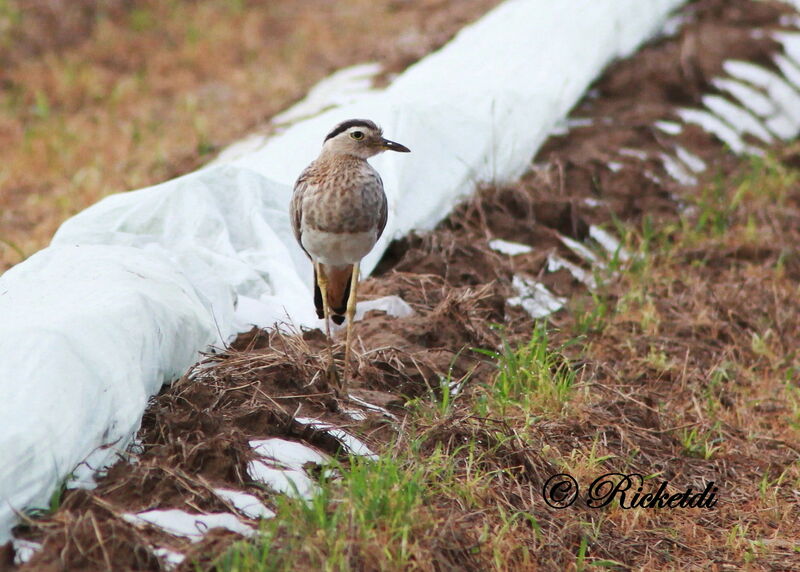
[7, 0, 800, 569]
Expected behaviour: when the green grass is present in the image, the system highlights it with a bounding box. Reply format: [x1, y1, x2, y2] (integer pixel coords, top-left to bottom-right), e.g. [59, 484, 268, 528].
[678, 153, 798, 245]
[473, 323, 579, 417]
[215, 323, 580, 569]
[677, 426, 722, 460]
[572, 290, 610, 335]
[219, 454, 431, 571]
[22, 476, 69, 520]
[218, 432, 512, 571]
[199, 149, 800, 570]
[0, 0, 502, 272]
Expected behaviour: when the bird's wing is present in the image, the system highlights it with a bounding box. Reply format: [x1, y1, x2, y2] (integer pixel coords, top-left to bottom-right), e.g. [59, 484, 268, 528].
[291, 167, 313, 259]
[375, 171, 388, 241]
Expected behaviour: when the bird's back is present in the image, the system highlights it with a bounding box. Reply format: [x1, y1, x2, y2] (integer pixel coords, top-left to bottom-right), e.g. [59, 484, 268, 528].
[291, 155, 387, 265]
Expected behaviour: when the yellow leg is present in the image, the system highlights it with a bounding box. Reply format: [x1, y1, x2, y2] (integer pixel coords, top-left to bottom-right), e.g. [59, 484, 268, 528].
[342, 262, 360, 393]
[315, 262, 339, 391]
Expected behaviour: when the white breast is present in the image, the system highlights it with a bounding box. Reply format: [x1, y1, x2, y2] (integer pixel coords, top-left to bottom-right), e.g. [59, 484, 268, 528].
[301, 227, 378, 266]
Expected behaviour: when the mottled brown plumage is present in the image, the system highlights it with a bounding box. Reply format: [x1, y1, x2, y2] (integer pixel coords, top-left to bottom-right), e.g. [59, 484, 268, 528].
[292, 153, 387, 322]
[293, 155, 387, 242]
[290, 118, 409, 389]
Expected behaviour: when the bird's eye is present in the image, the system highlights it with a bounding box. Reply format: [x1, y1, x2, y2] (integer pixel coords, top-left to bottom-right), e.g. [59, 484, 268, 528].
[350, 131, 364, 140]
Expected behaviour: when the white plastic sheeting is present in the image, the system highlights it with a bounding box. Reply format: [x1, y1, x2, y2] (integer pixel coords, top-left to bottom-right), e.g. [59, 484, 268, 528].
[295, 417, 379, 460]
[0, 245, 219, 539]
[634, 28, 800, 192]
[214, 488, 276, 520]
[122, 509, 255, 542]
[0, 0, 685, 541]
[229, 0, 685, 277]
[507, 276, 567, 319]
[247, 463, 319, 499]
[488, 239, 533, 256]
[250, 438, 329, 470]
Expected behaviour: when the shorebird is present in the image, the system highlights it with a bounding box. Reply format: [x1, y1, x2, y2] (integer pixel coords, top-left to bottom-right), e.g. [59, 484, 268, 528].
[290, 119, 410, 392]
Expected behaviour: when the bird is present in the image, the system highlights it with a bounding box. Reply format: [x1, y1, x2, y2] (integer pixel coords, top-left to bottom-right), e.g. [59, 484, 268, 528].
[290, 119, 410, 392]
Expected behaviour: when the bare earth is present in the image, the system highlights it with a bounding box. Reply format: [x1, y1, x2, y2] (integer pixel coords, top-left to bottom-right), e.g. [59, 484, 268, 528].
[0, 0, 500, 271]
[3, 0, 800, 570]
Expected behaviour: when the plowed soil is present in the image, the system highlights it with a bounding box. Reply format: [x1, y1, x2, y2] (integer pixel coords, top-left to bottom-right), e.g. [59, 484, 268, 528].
[5, 0, 800, 570]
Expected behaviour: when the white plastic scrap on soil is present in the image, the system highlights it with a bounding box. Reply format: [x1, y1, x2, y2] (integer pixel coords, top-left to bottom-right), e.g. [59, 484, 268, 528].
[153, 547, 186, 571]
[552, 235, 618, 294]
[488, 238, 534, 256]
[122, 435, 374, 552]
[250, 438, 329, 471]
[11, 538, 41, 566]
[701, 94, 775, 143]
[347, 394, 399, 421]
[246, 463, 319, 499]
[660, 152, 699, 186]
[583, 197, 605, 208]
[295, 418, 379, 461]
[675, 145, 707, 173]
[353, 295, 415, 322]
[668, 28, 800, 164]
[547, 254, 597, 290]
[589, 226, 632, 262]
[528, 19, 800, 324]
[509, 223, 637, 320]
[342, 408, 369, 422]
[122, 509, 256, 542]
[247, 438, 329, 500]
[654, 120, 683, 135]
[681, 108, 758, 155]
[213, 488, 276, 520]
[507, 275, 567, 319]
[607, 25, 800, 189]
[246, 428, 378, 500]
[132, 487, 277, 567]
[559, 235, 600, 265]
[0, 0, 691, 540]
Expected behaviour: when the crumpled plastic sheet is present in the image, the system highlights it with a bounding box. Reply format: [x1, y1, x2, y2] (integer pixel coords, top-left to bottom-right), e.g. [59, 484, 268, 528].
[0, 0, 686, 541]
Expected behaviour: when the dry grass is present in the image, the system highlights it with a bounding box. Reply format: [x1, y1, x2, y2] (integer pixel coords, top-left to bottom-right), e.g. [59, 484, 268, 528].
[212, 150, 800, 571]
[126, 149, 798, 571]
[7, 1, 800, 569]
[0, 0, 499, 271]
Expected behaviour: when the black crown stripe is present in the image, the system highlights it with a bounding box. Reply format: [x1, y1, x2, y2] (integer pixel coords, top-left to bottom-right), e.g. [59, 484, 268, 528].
[323, 119, 380, 142]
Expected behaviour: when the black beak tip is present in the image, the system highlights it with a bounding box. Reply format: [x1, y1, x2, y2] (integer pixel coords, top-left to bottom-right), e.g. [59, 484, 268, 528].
[384, 139, 411, 153]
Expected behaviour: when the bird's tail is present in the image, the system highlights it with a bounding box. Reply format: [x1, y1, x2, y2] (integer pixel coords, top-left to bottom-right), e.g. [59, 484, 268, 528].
[314, 264, 352, 325]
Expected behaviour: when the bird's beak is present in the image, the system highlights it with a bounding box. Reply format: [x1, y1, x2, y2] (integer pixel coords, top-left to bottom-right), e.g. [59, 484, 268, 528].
[381, 138, 410, 153]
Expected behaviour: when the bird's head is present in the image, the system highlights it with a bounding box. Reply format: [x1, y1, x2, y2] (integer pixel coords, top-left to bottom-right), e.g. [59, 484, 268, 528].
[321, 119, 410, 159]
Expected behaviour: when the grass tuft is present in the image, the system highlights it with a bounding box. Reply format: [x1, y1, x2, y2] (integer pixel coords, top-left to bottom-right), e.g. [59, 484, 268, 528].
[474, 323, 579, 417]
